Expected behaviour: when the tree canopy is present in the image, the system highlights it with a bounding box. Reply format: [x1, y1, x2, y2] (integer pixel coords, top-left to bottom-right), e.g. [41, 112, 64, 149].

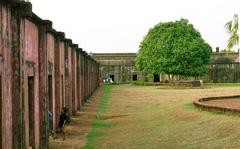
[136, 19, 212, 79]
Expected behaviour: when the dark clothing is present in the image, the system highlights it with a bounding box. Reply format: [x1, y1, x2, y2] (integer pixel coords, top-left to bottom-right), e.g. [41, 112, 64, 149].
[58, 113, 67, 128]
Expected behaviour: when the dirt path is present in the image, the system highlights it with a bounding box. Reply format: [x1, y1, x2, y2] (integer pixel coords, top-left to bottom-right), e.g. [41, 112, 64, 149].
[49, 86, 103, 149]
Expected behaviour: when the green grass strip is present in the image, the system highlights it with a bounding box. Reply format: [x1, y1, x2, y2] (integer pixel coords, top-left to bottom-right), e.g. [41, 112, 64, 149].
[99, 85, 112, 113]
[83, 85, 113, 149]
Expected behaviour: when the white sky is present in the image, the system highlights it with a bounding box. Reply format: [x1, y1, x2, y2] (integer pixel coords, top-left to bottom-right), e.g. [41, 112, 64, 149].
[30, 0, 240, 53]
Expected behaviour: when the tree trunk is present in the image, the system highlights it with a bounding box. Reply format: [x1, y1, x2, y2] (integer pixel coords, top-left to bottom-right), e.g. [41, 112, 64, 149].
[171, 75, 175, 80]
[168, 74, 171, 81]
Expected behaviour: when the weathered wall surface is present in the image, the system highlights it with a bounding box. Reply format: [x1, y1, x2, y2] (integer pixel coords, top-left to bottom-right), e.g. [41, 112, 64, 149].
[0, 1, 100, 148]
[22, 18, 40, 148]
[212, 52, 239, 62]
[93, 53, 145, 83]
[0, 4, 13, 149]
[47, 32, 56, 132]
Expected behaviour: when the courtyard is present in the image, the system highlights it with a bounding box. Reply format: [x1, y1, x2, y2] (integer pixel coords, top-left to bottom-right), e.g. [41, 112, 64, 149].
[1, 1, 240, 148]
[85, 84, 240, 149]
[50, 84, 240, 149]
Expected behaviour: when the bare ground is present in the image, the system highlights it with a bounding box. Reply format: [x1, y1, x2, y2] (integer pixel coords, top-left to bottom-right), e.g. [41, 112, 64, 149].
[49, 86, 103, 149]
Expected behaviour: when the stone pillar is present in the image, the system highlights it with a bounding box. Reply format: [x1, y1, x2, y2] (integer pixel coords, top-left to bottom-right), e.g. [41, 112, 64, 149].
[71, 44, 78, 115]
[10, 2, 32, 148]
[38, 20, 52, 149]
[83, 52, 87, 102]
[46, 29, 56, 133]
[54, 32, 65, 130]
[0, 3, 15, 149]
[76, 48, 81, 110]
[80, 50, 85, 105]
[64, 39, 72, 115]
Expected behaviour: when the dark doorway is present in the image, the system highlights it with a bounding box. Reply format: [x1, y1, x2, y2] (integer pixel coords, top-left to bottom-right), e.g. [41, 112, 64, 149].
[110, 75, 115, 82]
[132, 75, 137, 81]
[28, 76, 35, 148]
[48, 76, 53, 130]
[0, 75, 2, 149]
[154, 74, 160, 82]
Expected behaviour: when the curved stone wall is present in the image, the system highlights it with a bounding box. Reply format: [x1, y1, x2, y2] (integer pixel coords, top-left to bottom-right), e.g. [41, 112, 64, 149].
[194, 95, 240, 114]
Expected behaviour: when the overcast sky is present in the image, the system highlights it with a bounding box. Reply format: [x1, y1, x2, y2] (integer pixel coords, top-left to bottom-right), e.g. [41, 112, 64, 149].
[30, 0, 240, 53]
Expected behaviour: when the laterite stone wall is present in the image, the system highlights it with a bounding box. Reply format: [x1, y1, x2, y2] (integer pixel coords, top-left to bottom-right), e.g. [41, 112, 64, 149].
[0, 0, 100, 148]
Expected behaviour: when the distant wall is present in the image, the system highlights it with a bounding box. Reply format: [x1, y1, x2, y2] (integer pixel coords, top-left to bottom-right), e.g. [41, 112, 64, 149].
[211, 52, 239, 62]
[93, 53, 145, 83]
[202, 63, 240, 83]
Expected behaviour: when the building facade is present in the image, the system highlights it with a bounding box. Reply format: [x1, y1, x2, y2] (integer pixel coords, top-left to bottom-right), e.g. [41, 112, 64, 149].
[93, 53, 146, 83]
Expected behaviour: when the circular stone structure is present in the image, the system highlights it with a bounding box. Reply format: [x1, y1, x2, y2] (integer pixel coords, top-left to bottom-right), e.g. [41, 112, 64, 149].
[194, 95, 240, 114]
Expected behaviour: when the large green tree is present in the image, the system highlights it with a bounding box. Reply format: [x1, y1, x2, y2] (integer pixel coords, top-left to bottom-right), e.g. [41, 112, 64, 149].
[136, 19, 212, 80]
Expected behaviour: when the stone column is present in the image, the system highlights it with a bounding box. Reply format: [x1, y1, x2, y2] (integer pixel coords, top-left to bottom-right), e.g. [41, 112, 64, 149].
[10, 2, 32, 148]
[38, 20, 52, 149]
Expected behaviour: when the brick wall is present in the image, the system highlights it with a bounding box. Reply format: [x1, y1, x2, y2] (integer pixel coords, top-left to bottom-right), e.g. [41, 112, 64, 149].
[0, 1, 100, 148]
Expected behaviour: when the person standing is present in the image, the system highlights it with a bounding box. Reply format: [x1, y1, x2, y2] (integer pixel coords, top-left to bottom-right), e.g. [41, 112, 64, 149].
[58, 107, 68, 140]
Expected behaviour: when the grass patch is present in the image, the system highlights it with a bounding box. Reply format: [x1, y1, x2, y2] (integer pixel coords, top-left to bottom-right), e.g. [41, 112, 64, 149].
[132, 81, 240, 90]
[183, 102, 196, 110]
[83, 85, 113, 149]
[131, 81, 170, 86]
[83, 144, 96, 149]
[87, 130, 104, 141]
[92, 119, 113, 128]
[99, 85, 112, 113]
[204, 83, 240, 88]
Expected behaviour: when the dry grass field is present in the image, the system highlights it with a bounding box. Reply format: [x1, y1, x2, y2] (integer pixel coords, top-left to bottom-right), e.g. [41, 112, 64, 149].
[84, 84, 240, 149]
